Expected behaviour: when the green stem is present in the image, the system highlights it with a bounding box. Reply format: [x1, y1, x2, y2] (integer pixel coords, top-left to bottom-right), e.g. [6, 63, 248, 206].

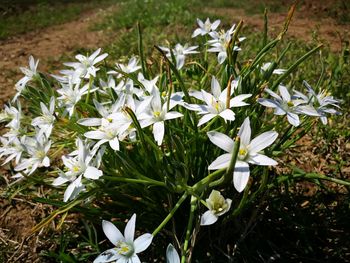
[181, 196, 197, 263]
[152, 193, 188, 236]
[270, 44, 323, 91]
[102, 176, 165, 187]
[85, 76, 93, 103]
[192, 169, 226, 192]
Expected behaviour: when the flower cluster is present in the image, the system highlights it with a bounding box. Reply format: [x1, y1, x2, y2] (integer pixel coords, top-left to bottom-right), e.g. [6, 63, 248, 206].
[0, 15, 342, 262]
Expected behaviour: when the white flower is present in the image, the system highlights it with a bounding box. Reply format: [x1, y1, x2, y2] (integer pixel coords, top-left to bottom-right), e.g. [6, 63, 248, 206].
[113, 79, 143, 110]
[207, 25, 245, 64]
[295, 81, 341, 125]
[53, 138, 103, 202]
[139, 88, 183, 145]
[94, 214, 153, 263]
[15, 134, 51, 175]
[0, 136, 26, 165]
[192, 18, 221, 38]
[84, 121, 121, 151]
[208, 117, 278, 192]
[186, 77, 251, 126]
[160, 43, 199, 70]
[166, 244, 180, 263]
[137, 73, 159, 94]
[258, 85, 310, 126]
[32, 97, 56, 137]
[57, 82, 90, 117]
[64, 48, 108, 79]
[108, 57, 141, 78]
[0, 101, 22, 128]
[200, 190, 232, 226]
[13, 55, 39, 101]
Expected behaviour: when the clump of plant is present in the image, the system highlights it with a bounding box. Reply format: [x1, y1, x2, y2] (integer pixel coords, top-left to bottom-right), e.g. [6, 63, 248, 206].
[0, 5, 347, 262]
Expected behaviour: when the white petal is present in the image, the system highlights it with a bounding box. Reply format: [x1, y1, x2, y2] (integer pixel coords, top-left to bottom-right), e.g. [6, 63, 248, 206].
[85, 130, 107, 140]
[200, 210, 218, 226]
[166, 244, 180, 263]
[238, 117, 251, 146]
[218, 52, 227, 64]
[164, 111, 183, 120]
[192, 28, 202, 38]
[84, 166, 103, 179]
[207, 131, 233, 152]
[249, 131, 278, 153]
[279, 85, 291, 102]
[211, 19, 221, 30]
[176, 55, 185, 70]
[211, 77, 221, 98]
[109, 137, 120, 151]
[93, 248, 120, 263]
[124, 214, 136, 243]
[287, 112, 300, 126]
[63, 182, 76, 202]
[42, 156, 50, 167]
[102, 220, 124, 245]
[233, 161, 250, 192]
[248, 154, 277, 166]
[258, 98, 278, 108]
[52, 176, 69, 186]
[153, 121, 165, 146]
[197, 113, 216, 126]
[78, 118, 102, 126]
[134, 233, 153, 253]
[219, 109, 235, 121]
[229, 94, 252, 107]
[208, 153, 231, 170]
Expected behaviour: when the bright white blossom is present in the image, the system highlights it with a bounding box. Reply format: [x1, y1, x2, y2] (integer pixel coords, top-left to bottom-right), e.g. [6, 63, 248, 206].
[200, 190, 232, 226]
[192, 18, 220, 38]
[208, 25, 245, 64]
[57, 82, 90, 117]
[258, 85, 314, 126]
[31, 97, 56, 137]
[295, 81, 341, 125]
[94, 214, 153, 263]
[139, 88, 183, 145]
[208, 117, 278, 192]
[186, 76, 251, 126]
[64, 48, 108, 79]
[160, 43, 199, 70]
[53, 138, 103, 202]
[108, 57, 141, 78]
[14, 55, 39, 101]
[15, 134, 51, 175]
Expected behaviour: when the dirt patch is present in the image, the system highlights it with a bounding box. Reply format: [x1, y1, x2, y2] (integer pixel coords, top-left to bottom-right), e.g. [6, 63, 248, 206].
[205, 6, 349, 52]
[0, 7, 116, 105]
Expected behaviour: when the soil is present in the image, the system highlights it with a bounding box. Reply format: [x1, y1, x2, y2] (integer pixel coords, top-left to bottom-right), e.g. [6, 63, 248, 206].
[206, 5, 350, 52]
[0, 7, 115, 105]
[0, 1, 349, 262]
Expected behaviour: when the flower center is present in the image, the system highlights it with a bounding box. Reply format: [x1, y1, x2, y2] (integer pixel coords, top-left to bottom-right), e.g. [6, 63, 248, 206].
[72, 166, 80, 172]
[115, 241, 134, 257]
[287, 101, 294, 107]
[238, 148, 248, 160]
[35, 150, 46, 159]
[154, 111, 161, 117]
